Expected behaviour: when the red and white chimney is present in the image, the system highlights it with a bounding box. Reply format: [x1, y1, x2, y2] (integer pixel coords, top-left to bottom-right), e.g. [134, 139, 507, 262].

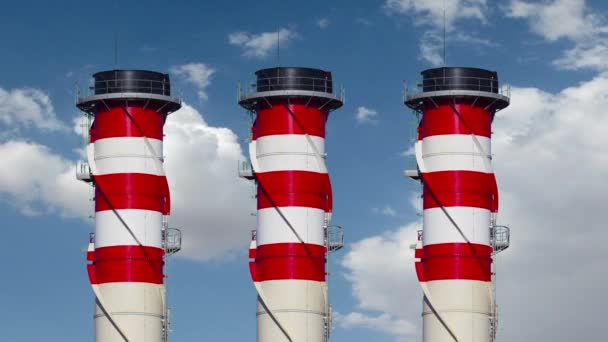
[239, 67, 344, 342]
[76, 70, 181, 342]
[405, 67, 511, 342]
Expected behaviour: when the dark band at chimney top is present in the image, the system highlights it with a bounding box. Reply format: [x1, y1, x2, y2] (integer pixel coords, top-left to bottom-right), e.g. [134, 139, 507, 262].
[421, 67, 500, 94]
[92, 70, 172, 96]
[255, 67, 334, 93]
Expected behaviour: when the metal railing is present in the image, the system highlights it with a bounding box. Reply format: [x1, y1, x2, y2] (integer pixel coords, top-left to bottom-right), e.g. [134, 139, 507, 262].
[91, 78, 171, 96]
[76, 161, 92, 182]
[405, 76, 511, 100]
[164, 228, 182, 256]
[326, 225, 344, 253]
[238, 76, 345, 102]
[490, 225, 510, 254]
[238, 160, 255, 180]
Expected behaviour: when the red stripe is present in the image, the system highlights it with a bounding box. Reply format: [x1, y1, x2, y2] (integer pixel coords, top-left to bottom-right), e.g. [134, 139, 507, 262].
[490, 173, 499, 213]
[422, 171, 495, 210]
[87, 264, 97, 285]
[417, 243, 492, 282]
[254, 243, 326, 281]
[249, 261, 258, 282]
[94, 173, 169, 213]
[92, 104, 165, 141]
[256, 103, 327, 138]
[256, 171, 330, 210]
[326, 176, 333, 213]
[91, 245, 164, 284]
[421, 103, 492, 138]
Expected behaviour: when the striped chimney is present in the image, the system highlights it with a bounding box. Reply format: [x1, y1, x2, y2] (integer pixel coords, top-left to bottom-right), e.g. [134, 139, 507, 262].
[76, 70, 181, 342]
[405, 67, 511, 342]
[239, 67, 343, 342]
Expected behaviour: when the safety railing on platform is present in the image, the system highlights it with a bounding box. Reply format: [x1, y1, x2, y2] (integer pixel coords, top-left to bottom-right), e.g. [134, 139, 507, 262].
[238, 160, 255, 180]
[404, 76, 511, 101]
[238, 76, 345, 103]
[164, 228, 182, 256]
[76, 79, 182, 103]
[326, 225, 344, 253]
[491, 225, 510, 254]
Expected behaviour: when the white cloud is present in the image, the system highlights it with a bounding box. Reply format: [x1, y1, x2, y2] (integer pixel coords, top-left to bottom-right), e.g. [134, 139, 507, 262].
[335, 311, 417, 338]
[384, 0, 490, 65]
[0, 86, 253, 261]
[553, 43, 608, 71]
[0, 140, 91, 218]
[228, 28, 298, 58]
[0, 87, 68, 132]
[355, 106, 378, 124]
[505, 0, 608, 71]
[372, 206, 397, 217]
[317, 18, 330, 29]
[384, 0, 488, 30]
[419, 31, 444, 66]
[163, 103, 254, 261]
[505, 0, 602, 41]
[339, 74, 608, 340]
[340, 222, 422, 339]
[169, 63, 216, 100]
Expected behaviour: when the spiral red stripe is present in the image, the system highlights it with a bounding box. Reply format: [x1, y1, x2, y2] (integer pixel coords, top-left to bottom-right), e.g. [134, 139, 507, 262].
[94, 173, 170, 213]
[92, 105, 165, 142]
[255, 103, 327, 138]
[256, 171, 330, 210]
[90, 245, 165, 284]
[416, 243, 492, 282]
[253, 243, 326, 282]
[421, 103, 492, 138]
[422, 171, 496, 210]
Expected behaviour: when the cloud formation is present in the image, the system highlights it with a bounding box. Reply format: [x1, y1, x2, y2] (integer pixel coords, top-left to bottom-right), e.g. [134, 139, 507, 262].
[339, 222, 422, 339]
[0, 140, 91, 218]
[384, 0, 487, 30]
[163, 103, 254, 261]
[0, 87, 68, 132]
[506, 0, 608, 71]
[0, 84, 254, 261]
[169, 63, 216, 100]
[317, 18, 330, 29]
[339, 75, 608, 340]
[384, 0, 490, 65]
[228, 28, 298, 58]
[355, 106, 378, 124]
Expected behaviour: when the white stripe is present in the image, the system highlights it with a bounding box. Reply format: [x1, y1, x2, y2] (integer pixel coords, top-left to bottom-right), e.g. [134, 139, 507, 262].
[257, 207, 325, 246]
[96, 282, 164, 342]
[249, 140, 261, 173]
[423, 207, 491, 246]
[422, 280, 491, 313]
[94, 137, 164, 175]
[256, 279, 326, 311]
[257, 280, 326, 342]
[95, 209, 162, 248]
[255, 135, 326, 173]
[422, 134, 491, 173]
[422, 280, 491, 342]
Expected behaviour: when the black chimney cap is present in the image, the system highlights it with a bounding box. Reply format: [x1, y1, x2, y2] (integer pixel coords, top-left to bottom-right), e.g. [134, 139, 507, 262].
[92, 70, 172, 96]
[421, 67, 500, 94]
[254, 67, 334, 93]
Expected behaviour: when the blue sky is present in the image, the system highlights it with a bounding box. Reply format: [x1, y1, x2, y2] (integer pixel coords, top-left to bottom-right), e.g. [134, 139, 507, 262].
[1, 1, 608, 341]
